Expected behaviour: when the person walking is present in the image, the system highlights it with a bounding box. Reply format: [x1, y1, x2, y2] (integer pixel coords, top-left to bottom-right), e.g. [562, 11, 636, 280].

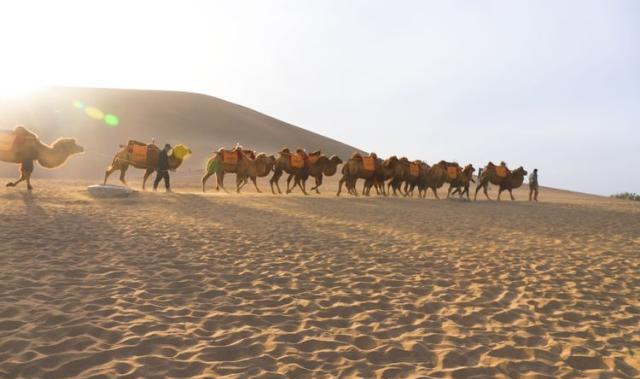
[153, 144, 172, 192]
[529, 168, 539, 201]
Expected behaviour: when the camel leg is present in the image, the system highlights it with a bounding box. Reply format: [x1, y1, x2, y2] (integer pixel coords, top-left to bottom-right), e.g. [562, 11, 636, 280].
[117, 165, 129, 187]
[509, 189, 515, 201]
[236, 175, 243, 193]
[104, 166, 116, 185]
[286, 174, 295, 194]
[6, 173, 26, 188]
[474, 183, 482, 201]
[447, 184, 453, 199]
[298, 177, 308, 195]
[337, 176, 345, 196]
[310, 175, 322, 194]
[432, 187, 440, 199]
[497, 187, 503, 201]
[251, 177, 261, 193]
[202, 171, 214, 192]
[270, 170, 282, 194]
[217, 171, 229, 193]
[142, 168, 153, 190]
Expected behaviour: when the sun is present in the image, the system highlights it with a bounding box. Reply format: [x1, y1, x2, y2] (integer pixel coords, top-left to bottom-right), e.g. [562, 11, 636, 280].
[0, 75, 37, 99]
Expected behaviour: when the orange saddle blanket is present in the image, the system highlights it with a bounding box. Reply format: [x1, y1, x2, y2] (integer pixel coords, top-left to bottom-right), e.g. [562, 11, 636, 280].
[409, 163, 420, 177]
[447, 166, 459, 180]
[290, 154, 305, 168]
[495, 166, 508, 178]
[362, 156, 376, 171]
[222, 151, 239, 165]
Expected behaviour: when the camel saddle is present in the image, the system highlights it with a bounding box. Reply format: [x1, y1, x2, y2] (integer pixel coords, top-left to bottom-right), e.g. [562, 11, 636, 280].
[290, 153, 305, 169]
[359, 156, 374, 172]
[409, 162, 420, 177]
[308, 151, 321, 165]
[447, 166, 459, 180]
[495, 166, 509, 178]
[126, 140, 158, 166]
[222, 150, 239, 165]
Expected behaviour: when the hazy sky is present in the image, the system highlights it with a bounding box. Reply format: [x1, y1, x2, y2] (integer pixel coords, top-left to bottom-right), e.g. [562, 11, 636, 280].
[1, 0, 638, 195]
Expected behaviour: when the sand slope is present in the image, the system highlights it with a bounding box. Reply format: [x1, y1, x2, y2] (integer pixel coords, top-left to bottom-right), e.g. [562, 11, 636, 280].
[1, 182, 639, 378]
[0, 87, 362, 180]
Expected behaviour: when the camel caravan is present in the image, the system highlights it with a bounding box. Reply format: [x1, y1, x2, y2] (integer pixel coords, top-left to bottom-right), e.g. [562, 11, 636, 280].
[1, 125, 533, 200]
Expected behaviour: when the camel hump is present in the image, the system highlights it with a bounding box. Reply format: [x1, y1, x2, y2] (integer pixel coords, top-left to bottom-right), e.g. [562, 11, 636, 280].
[279, 147, 291, 155]
[309, 150, 321, 156]
[350, 152, 363, 160]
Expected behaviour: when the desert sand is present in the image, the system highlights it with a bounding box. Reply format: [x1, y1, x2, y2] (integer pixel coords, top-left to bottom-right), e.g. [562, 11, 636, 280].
[1, 179, 639, 379]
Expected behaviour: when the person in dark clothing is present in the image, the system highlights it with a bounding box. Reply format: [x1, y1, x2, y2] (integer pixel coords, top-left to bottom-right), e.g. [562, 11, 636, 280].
[153, 144, 172, 192]
[529, 168, 539, 202]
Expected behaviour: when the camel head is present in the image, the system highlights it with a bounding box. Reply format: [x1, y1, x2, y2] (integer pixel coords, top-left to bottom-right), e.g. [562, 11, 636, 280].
[383, 155, 398, 168]
[512, 166, 528, 176]
[256, 153, 275, 165]
[323, 155, 343, 175]
[463, 164, 475, 175]
[53, 138, 84, 155]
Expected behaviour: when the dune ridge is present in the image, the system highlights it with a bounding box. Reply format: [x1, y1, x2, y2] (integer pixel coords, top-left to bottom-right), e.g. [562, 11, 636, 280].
[0, 87, 363, 180]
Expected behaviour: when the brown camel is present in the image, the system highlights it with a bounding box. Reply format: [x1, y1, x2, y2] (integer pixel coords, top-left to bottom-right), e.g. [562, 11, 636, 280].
[387, 157, 412, 196]
[270, 148, 311, 195]
[202, 149, 275, 193]
[447, 164, 476, 199]
[362, 155, 399, 196]
[474, 162, 528, 200]
[286, 154, 343, 194]
[1, 126, 84, 190]
[417, 161, 449, 199]
[103, 142, 191, 189]
[404, 161, 430, 197]
[336, 153, 380, 196]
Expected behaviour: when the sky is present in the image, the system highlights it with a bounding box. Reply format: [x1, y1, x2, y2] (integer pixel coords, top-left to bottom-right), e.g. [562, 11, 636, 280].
[0, 0, 638, 195]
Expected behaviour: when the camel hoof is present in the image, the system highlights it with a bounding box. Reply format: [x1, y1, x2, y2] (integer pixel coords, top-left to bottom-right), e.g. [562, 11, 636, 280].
[27, 186, 33, 191]
[6, 182, 15, 187]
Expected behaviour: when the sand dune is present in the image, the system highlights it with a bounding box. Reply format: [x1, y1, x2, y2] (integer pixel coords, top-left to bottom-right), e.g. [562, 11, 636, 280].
[0, 87, 362, 180]
[1, 181, 638, 378]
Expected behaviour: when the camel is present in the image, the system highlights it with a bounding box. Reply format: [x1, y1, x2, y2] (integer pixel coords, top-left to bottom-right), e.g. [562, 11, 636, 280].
[388, 157, 412, 196]
[285, 154, 343, 194]
[270, 148, 312, 195]
[474, 162, 528, 200]
[416, 161, 449, 199]
[336, 153, 380, 196]
[103, 142, 191, 189]
[404, 161, 430, 197]
[447, 164, 476, 199]
[362, 155, 399, 196]
[202, 149, 275, 193]
[1, 126, 84, 190]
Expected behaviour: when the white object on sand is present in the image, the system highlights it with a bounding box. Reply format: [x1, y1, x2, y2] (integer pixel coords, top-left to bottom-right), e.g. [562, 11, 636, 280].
[87, 184, 136, 198]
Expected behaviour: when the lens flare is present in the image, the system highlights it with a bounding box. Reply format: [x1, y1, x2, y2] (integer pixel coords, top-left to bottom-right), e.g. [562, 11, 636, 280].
[73, 101, 120, 127]
[85, 106, 105, 120]
[104, 114, 120, 127]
